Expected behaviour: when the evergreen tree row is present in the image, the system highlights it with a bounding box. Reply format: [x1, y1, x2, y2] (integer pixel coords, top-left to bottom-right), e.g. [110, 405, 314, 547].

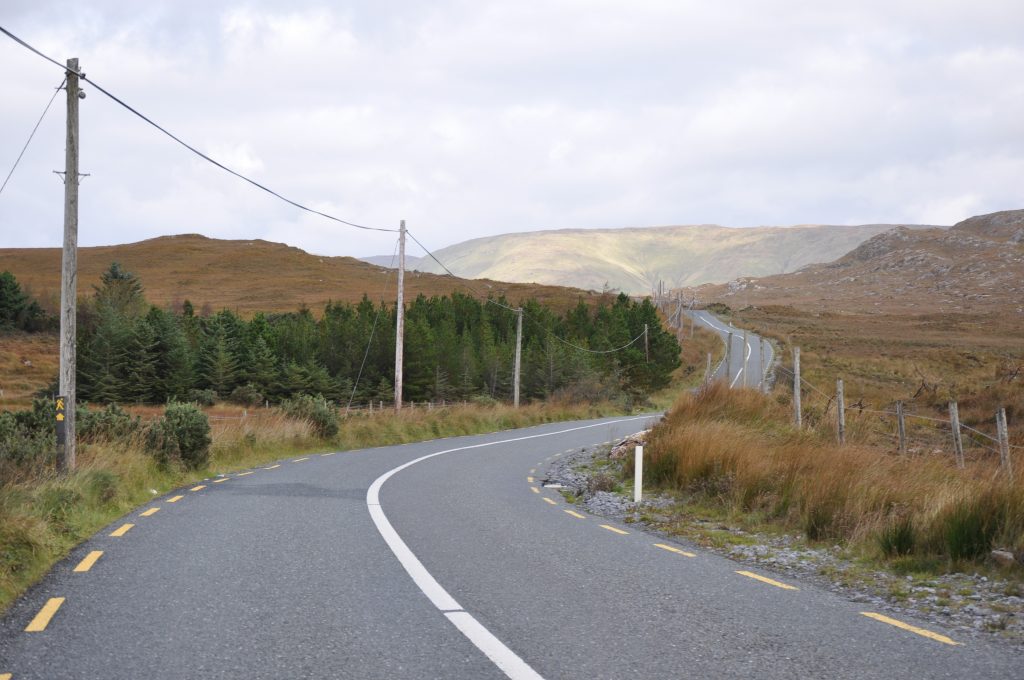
[75, 263, 681, 406]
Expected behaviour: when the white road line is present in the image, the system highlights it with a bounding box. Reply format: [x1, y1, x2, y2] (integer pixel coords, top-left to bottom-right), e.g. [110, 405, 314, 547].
[366, 416, 651, 680]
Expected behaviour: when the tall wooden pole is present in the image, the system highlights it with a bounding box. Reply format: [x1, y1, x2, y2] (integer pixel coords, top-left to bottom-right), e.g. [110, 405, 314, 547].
[644, 323, 649, 363]
[793, 347, 802, 429]
[394, 220, 405, 412]
[58, 58, 81, 473]
[513, 307, 523, 408]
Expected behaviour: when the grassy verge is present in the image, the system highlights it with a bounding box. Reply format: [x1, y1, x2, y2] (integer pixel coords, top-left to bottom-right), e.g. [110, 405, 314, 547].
[648, 326, 724, 411]
[640, 383, 1024, 575]
[0, 399, 625, 614]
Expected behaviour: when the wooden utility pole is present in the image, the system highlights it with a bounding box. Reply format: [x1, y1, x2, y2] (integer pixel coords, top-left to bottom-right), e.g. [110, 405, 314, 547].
[836, 378, 846, 445]
[949, 401, 964, 468]
[58, 57, 82, 473]
[513, 307, 523, 408]
[644, 323, 649, 363]
[793, 347, 802, 428]
[393, 220, 405, 412]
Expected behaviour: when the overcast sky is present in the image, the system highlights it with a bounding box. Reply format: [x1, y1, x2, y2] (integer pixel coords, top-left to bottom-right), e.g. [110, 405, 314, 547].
[1, 1, 1022, 258]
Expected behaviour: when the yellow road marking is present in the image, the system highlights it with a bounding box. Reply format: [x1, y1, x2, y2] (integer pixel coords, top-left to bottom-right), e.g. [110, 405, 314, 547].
[542, 497, 557, 505]
[110, 523, 134, 537]
[213, 477, 229, 483]
[73, 551, 103, 573]
[236, 471, 254, 477]
[860, 612, 959, 646]
[190, 485, 206, 491]
[531, 487, 540, 494]
[140, 507, 160, 517]
[25, 597, 65, 632]
[1, 672, 12, 679]
[736, 570, 798, 591]
[167, 495, 184, 503]
[526, 476, 534, 483]
[264, 464, 280, 470]
[654, 543, 695, 557]
[293, 457, 309, 463]
[600, 524, 628, 535]
[564, 510, 586, 519]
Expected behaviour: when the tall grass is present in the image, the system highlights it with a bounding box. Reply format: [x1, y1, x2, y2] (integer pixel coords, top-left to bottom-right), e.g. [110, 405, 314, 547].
[0, 398, 622, 613]
[645, 382, 1024, 568]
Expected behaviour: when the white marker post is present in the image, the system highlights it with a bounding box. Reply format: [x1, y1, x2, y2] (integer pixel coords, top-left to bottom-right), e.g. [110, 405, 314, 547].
[634, 445, 644, 503]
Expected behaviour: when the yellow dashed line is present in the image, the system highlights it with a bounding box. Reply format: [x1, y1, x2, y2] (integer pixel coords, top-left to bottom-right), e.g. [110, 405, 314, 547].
[73, 551, 103, 573]
[109, 523, 134, 537]
[736, 570, 798, 591]
[140, 507, 160, 517]
[526, 476, 534, 483]
[167, 495, 184, 503]
[236, 471, 254, 477]
[564, 510, 586, 519]
[600, 524, 628, 535]
[654, 543, 695, 557]
[212, 478, 229, 484]
[293, 457, 310, 463]
[264, 465, 280, 470]
[861, 612, 959, 646]
[190, 485, 206, 491]
[531, 487, 540, 494]
[1, 671, 12, 679]
[542, 497, 557, 505]
[25, 597, 65, 632]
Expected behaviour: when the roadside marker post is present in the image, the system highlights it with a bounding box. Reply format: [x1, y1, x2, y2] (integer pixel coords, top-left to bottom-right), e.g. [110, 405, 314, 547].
[634, 445, 643, 503]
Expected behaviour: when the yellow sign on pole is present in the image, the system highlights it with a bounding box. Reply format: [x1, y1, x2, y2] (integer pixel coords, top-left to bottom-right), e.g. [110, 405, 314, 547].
[55, 395, 67, 445]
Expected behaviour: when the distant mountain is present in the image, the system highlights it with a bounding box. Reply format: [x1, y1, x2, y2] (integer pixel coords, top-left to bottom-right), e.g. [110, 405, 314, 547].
[691, 210, 1024, 314]
[399, 223, 941, 295]
[0, 234, 596, 315]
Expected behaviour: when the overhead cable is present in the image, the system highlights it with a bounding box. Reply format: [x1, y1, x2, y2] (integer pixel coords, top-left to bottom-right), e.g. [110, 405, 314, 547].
[0, 25, 397, 234]
[0, 76, 65, 196]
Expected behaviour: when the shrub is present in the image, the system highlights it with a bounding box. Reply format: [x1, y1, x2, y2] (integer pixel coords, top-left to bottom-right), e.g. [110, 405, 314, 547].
[0, 406, 55, 472]
[278, 394, 338, 438]
[145, 402, 211, 469]
[228, 383, 263, 407]
[186, 389, 217, 407]
[77, 403, 140, 441]
[878, 516, 916, 557]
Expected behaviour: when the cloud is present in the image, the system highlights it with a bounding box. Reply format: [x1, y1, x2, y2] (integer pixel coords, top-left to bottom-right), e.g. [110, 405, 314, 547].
[0, 0, 1022, 259]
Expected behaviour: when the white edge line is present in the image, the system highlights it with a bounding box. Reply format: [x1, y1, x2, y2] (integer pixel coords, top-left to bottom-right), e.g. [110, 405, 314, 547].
[366, 416, 651, 680]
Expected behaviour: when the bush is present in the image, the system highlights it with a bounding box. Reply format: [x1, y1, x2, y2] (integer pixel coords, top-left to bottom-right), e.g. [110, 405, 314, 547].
[77, 403, 140, 441]
[0, 406, 55, 471]
[186, 389, 217, 407]
[278, 394, 338, 438]
[878, 516, 916, 557]
[228, 383, 263, 407]
[145, 402, 211, 469]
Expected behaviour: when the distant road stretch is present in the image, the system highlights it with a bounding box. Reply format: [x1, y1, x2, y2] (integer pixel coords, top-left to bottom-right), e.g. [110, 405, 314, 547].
[687, 309, 774, 388]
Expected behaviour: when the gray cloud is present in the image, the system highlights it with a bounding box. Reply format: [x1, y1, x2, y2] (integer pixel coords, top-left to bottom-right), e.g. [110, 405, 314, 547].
[1, 0, 1021, 259]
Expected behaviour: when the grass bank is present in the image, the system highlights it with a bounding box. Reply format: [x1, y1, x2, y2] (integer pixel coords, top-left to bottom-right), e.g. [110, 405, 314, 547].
[642, 383, 1024, 573]
[0, 399, 622, 614]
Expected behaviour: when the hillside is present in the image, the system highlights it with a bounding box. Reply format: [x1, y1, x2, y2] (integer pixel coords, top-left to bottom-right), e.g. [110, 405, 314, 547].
[397, 222, 940, 294]
[690, 209, 1024, 314]
[0, 234, 597, 315]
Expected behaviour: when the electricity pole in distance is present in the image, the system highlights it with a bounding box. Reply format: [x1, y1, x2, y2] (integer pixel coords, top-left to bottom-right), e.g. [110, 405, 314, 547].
[393, 220, 405, 412]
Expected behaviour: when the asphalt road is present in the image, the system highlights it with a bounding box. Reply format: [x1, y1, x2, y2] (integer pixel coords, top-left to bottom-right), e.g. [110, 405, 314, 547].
[687, 310, 774, 388]
[1, 415, 1020, 679]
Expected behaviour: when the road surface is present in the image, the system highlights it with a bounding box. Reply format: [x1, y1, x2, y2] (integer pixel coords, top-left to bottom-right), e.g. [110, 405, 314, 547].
[687, 310, 774, 388]
[1, 416, 1020, 679]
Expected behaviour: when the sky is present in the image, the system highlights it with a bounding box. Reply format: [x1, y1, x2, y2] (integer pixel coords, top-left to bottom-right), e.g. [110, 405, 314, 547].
[1, 0, 1022, 259]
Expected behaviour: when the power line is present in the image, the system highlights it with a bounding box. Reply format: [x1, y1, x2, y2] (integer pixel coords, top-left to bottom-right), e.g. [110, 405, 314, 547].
[0, 25, 398, 234]
[0, 76, 65, 197]
[346, 236, 400, 411]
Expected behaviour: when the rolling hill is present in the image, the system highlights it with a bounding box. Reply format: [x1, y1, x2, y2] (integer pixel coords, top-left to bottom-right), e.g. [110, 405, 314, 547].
[0, 234, 598, 316]
[688, 209, 1024, 314]
[390, 222, 942, 294]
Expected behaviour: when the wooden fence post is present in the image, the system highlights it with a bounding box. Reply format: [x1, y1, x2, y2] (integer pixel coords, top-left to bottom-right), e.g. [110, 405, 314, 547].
[896, 401, 906, 454]
[997, 407, 1012, 474]
[705, 352, 712, 384]
[836, 378, 845, 445]
[793, 347, 802, 429]
[949, 401, 964, 469]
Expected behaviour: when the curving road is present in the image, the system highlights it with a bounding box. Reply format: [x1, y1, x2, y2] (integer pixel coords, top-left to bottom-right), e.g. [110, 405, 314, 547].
[687, 310, 774, 389]
[1, 416, 1020, 679]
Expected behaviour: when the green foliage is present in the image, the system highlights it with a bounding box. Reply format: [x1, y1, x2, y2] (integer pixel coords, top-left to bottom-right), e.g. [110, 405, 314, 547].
[278, 394, 339, 438]
[938, 492, 1007, 561]
[0, 271, 51, 332]
[878, 516, 917, 557]
[706, 302, 732, 315]
[77, 403, 141, 442]
[145, 402, 211, 469]
[186, 389, 217, 407]
[228, 383, 264, 407]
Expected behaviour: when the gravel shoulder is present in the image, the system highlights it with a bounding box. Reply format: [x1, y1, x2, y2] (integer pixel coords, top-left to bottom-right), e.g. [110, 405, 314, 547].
[541, 434, 1024, 650]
